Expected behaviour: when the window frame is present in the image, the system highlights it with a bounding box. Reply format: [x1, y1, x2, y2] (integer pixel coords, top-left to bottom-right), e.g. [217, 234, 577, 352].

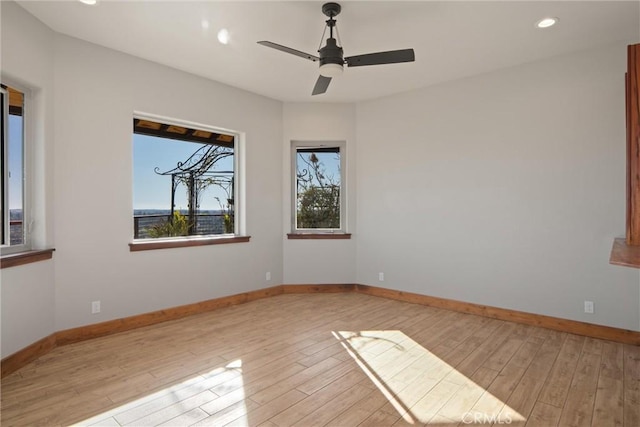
[610, 43, 640, 267]
[1, 82, 31, 255]
[131, 112, 244, 243]
[290, 140, 347, 235]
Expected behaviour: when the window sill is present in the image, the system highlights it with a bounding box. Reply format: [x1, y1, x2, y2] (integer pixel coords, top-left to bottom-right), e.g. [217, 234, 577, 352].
[287, 233, 352, 240]
[610, 237, 640, 268]
[0, 248, 55, 269]
[129, 235, 250, 252]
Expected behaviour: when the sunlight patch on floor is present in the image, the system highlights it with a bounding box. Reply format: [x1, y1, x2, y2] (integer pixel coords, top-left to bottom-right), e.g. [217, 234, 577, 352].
[74, 359, 246, 426]
[333, 330, 525, 425]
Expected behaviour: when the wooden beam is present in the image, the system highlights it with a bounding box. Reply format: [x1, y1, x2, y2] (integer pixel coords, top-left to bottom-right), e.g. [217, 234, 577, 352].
[4, 86, 23, 116]
[135, 119, 161, 130]
[627, 44, 640, 244]
[8, 87, 23, 108]
[133, 118, 234, 148]
[611, 44, 640, 267]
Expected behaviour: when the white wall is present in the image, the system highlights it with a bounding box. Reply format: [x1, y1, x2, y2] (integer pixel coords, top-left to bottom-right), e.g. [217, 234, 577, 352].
[51, 35, 283, 331]
[282, 103, 357, 284]
[0, 1, 56, 358]
[1, 262, 55, 356]
[356, 44, 640, 331]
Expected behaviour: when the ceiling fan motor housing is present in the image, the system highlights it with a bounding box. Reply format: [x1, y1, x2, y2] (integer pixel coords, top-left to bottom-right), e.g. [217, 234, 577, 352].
[319, 37, 344, 67]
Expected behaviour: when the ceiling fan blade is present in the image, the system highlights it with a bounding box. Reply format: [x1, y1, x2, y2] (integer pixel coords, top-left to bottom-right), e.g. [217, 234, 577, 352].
[345, 49, 415, 67]
[312, 75, 332, 96]
[257, 41, 319, 62]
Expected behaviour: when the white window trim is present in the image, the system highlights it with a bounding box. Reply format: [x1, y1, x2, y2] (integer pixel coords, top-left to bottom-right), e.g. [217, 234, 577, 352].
[1, 81, 32, 255]
[291, 140, 346, 234]
[132, 111, 246, 240]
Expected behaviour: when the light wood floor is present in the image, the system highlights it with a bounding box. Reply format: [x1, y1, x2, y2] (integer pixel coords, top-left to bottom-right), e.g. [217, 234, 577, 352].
[1, 293, 639, 426]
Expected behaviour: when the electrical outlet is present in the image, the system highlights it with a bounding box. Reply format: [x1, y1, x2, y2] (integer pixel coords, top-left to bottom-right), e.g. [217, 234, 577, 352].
[266, 272, 271, 281]
[584, 300, 594, 314]
[91, 300, 101, 314]
[379, 272, 384, 282]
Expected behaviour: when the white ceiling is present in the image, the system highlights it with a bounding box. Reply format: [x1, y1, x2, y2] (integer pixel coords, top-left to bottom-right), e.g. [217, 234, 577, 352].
[16, 1, 640, 103]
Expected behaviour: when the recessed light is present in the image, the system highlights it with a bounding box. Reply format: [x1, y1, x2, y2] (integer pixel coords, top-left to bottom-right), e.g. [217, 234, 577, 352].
[201, 20, 210, 30]
[536, 17, 558, 29]
[78, 0, 98, 5]
[217, 29, 230, 45]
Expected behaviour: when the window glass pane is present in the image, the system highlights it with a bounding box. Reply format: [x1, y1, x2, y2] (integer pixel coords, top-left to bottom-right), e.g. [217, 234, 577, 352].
[2, 85, 25, 248]
[295, 147, 341, 229]
[132, 119, 235, 239]
[8, 113, 24, 245]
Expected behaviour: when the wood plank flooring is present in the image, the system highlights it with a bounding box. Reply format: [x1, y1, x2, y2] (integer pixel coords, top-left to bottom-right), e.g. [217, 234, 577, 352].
[1, 293, 638, 426]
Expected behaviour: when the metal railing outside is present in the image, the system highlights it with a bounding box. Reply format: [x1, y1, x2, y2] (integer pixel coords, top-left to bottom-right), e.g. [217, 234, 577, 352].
[133, 213, 231, 239]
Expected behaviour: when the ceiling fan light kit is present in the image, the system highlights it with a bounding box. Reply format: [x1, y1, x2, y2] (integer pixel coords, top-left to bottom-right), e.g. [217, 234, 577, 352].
[258, 2, 415, 96]
[319, 63, 344, 78]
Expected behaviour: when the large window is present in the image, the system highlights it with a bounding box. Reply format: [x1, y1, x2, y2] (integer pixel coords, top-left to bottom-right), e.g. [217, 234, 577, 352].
[291, 141, 346, 234]
[133, 116, 237, 240]
[1, 84, 27, 253]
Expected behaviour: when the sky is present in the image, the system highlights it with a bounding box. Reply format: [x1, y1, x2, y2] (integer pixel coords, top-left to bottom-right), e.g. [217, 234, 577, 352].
[8, 114, 23, 211]
[133, 133, 234, 211]
[296, 151, 341, 189]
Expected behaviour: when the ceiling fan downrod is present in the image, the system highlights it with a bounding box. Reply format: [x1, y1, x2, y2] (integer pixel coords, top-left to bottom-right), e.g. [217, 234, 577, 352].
[318, 2, 344, 78]
[322, 2, 341, 40]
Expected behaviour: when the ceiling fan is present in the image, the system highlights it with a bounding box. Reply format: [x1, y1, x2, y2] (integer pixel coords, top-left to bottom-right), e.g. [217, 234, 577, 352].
[258, 2, 415, 96]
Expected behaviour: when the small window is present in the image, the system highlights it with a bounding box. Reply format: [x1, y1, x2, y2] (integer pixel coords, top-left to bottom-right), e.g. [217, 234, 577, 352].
[133, 116, 237, 240]
[291, 141, 346, 233]
[1, 84, 27, 253]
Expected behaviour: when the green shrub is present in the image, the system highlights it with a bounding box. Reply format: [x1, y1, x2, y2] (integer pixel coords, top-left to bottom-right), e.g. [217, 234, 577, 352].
[148, 211, 190, 238]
